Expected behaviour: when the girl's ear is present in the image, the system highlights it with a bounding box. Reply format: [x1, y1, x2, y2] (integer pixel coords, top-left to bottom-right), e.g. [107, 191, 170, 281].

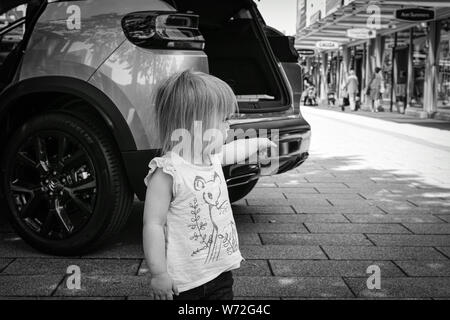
[194, 176, 206, 191]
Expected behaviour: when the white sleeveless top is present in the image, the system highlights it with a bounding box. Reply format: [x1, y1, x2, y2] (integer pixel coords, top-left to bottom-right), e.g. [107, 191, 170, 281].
[144, 151, 243, 292]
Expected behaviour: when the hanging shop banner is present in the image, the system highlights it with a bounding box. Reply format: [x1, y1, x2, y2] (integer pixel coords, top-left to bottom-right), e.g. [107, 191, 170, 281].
[395, 8, 435, 22]
[346, 28, 377, 39]
[297, 49, 316, 56]
[316, 41, 339, 50]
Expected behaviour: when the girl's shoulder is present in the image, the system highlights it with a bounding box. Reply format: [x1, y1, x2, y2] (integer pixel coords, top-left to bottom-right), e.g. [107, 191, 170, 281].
[143, 154, 177, 187]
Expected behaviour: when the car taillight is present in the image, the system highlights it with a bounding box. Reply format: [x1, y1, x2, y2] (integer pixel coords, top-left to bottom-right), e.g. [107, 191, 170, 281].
[122, 12, 205, 50]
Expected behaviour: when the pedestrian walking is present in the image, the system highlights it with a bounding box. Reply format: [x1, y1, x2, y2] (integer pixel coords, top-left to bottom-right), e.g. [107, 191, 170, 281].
[142, 70, 276, 300]
[366, 67, 384, 112]
[343, 69, 359, 111]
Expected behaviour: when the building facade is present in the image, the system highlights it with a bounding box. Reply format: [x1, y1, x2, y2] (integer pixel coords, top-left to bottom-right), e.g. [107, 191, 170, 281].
[296, 0, 450, 120]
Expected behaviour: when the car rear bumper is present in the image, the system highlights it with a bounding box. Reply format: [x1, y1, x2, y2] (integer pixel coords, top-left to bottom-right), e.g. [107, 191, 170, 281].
[224, 116, 311, 188]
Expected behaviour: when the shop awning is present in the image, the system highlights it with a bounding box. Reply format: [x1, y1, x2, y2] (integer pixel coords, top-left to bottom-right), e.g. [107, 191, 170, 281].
[296, 0, 450, 50]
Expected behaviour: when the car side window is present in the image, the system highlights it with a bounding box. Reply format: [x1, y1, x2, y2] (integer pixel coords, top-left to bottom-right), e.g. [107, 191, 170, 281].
[0, 5, 27, 68]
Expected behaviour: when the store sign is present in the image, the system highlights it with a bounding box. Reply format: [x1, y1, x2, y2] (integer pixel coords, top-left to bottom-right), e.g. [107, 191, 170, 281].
[297, 49, 315, 56]
[316, 41, 339, 50]
[347, 28, 377, 39]
[395, 8, 435, 22]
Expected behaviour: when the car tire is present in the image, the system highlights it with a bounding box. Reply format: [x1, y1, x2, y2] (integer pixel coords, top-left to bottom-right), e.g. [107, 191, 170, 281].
[227, 179, 258, 203]
[1, 112, 133, 255]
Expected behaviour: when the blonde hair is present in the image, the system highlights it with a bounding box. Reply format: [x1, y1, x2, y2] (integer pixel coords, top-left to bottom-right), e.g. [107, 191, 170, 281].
[154, 70, 238, 154]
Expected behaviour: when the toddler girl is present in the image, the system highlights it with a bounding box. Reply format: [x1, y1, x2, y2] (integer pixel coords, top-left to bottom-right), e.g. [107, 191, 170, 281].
[143, 70, 276, 300]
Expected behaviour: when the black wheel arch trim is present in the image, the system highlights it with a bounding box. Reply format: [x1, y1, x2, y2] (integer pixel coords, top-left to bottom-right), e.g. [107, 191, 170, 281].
[0, 76, 137, 152]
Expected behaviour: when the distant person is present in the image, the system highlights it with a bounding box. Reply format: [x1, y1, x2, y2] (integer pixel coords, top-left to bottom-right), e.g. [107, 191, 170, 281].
[303, 81, 317, 106]
[343, 69, 359, 111]
[366, 67, 384, 113]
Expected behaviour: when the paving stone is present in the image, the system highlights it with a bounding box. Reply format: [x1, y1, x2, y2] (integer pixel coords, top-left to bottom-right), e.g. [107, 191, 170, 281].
[0, 275, 63, 296]
[407, 199, 450, 208]
[436, 215, 450, 222]
[0, 296, 127, 300]
[315, 187, 358, 194]
[345, 214, 442, 224]
[236, 223, 308, 234]
[402, 223, 450, 234]
[341, 182, 379, 189]
[293, 205, 384, 214]
[233, 296, 281, 300]
[260, 234, 372, 246]
[367, 235, 450, 247]
[246, 187, 283, 194]
[303, 177, 358, 183]
[0, 258, 13, 272]
[345, 277, 450, 298]
[245, 191, 286, 199]
[232, 199, 247, 206]
[270, 260, 404, 277]
[232, 205, 295, 215]
[358, 191, 403, 200]
[240, 245, 326, 260]
[280, 188, 319, 194]
[284, 193, 364, 200]
[234, 276, 353, 298]
[276, 182, 348, 188]
[378, 206, 450, 215]
[322, 246, 447, 260]
[305, 223, 410, 234]
[281, 297, 432, 300]
[233, 260, 272, 276]
[328, 199, 384, 207]
[0, 234, 55, 258]
[254, 182, 277, 188]
[237, 233, 262, 245]
[2, 258, 141, 276]
[233, 215, 253, 223]
[436, 247, 450, 258]
[126, 296, 160, 300]
[54, 275, 154, 297]
[252, 214, 349, 223]
[82, 242, 144, 259]
[394, 260, 450, 276]
[247, 198, 332, 206]
[265, 171, 310, 182]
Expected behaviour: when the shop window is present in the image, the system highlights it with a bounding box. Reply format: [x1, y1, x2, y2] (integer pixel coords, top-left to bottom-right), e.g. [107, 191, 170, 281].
[382, 35, 394, 102]
[411, 25, 428, 109]
[438, 19, 450, 111]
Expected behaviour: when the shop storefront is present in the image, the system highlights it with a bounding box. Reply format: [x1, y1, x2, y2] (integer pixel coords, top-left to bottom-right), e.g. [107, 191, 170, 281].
[438, 18, 450, 113]
[296, 0, 450, 120]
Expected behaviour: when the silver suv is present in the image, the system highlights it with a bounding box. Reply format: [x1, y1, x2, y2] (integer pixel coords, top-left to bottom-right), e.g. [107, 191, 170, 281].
[0, 0, 311, 255]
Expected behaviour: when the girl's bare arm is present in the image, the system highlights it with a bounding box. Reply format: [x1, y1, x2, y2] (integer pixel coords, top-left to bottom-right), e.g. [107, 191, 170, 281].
[220, 137, 277, 166]
[143, 168, 178, 299]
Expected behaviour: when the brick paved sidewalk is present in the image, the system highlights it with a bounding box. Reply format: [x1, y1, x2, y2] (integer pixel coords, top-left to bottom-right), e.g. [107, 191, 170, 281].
[1, 154, 449, 299]
[1, 106, 450, 299]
